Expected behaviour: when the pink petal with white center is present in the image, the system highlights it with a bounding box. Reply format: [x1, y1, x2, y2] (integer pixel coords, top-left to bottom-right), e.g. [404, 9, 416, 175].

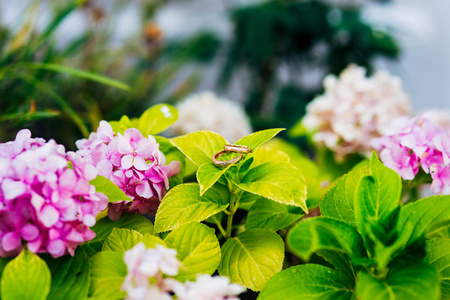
[83, 214, 96, 227]
[96, 159, 113, 177]
[59, 169, 77, 191]
[47, 239, 65, 257]
[1, 179, 26, 200]
[121, 155, 134, 169]
[40, 205, 60, 228]
[2, 232, 21, 252]
[20, 224, 40, 241]
[117, 134, 134, 154]
[133, 156, 149, 171]
[136, 182, 152, 198]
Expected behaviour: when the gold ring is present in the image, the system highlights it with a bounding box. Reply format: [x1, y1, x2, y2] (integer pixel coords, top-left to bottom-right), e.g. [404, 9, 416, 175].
[224, 144, 252, 154]
[212, 150, 243, 168]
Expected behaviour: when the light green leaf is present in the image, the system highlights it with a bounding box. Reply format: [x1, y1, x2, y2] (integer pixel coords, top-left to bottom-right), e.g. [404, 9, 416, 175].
[140, 234, 167, 249]
[425, 238, 450, 298]
[398, 195, 450, 246]
[355, 153, 402, 234]
[249, 146, 290, 167]
[234, 128, 284, 149]
[89, 251, 127, 299]
[165, 222, 221, 281]
[287, 217, 368, 264]
[90, 175, 130, 203]
[218, 229, 284, 291]
[246, 198, 304, 231]
[154, 183, 228, 233]
[197, 162, 233, 196]
[139, 104, 178, 135]
[0, 258, 9, 296]
[259, 264, 354, 300]
[102, 228, 143, 253]
[233, 162, 308, 213]
[82, 214, 153, 256]
[171, 131, 227, 166]
[356, 263, 440, 300]
[44, 250, 90, 300]
[27, 63, 131, 91]
[1, 250, 51, 300]
[320, 165, 368, 225]
[109, 115, 133, 134]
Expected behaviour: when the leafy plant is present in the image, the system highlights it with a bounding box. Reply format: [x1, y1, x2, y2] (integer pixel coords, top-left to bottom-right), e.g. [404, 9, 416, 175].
[259, 153, 450, 299]
[148, 128, 309, 291]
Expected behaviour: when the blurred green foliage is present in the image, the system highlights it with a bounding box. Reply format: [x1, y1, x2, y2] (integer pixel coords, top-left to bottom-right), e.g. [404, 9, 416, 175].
[0, 0, 399, 149]
[0, 0, 217, 148]
[218, 0, 399, 130]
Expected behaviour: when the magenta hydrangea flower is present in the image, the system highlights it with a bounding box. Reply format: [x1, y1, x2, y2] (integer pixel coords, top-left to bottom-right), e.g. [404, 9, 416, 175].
[0, 130, 108, 258]
[76, 121, 180, 220]
[372, 116, 450, 194]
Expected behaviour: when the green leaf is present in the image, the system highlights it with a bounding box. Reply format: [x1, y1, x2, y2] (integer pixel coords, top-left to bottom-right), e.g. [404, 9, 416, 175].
[287, 217, 368, 264]
[1, 250, 51, 300]
[28, 63, 131, 91]
[109, 115, 133, 134]
[248, 146, 290, 167]
[316, 250, 360, 282]
[44, 250, 90, 300]
[139, 104, 178, 135]
[0, 258, 9, 296]
[171, 131, 227, 166]
[233, 162, 308, 213]
[197, 162, 233, 196]
[246, 198, 304, 231]
[140, 234, 167, 249]
[89, 251, 127, 299]
[90, 175, 130, 203]
[234, 128, 284, 149]
[398, 195, 450, 246]
[259, 264, 354, 300]
[320, 165, 368, 225]
[356, 263, 440, 300]
[165, 222, 221, 281]
[154, 183, 229, 233]
[102, 228, 143, 253]
[425, 238, 450, 298]
[355, 153, 402, 234]
[218, 229, 284, 291]
[82, 214, 153, 256]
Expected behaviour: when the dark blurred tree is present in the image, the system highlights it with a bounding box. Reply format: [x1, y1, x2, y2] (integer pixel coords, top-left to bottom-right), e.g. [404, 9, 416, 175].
[218, 0, 399, 130]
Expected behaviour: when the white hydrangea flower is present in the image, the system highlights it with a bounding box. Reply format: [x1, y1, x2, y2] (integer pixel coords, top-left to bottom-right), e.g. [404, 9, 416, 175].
[122, 243, 180, 300]
[139, 245, 180, 277]
[172, 91, 252, 142]
[172, 274, 246, 300]
[303, 64, 412, 159]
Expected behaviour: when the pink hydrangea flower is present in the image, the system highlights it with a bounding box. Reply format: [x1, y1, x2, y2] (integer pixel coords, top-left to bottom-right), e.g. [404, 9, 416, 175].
[76, 121, 180, 220]
[373, 115, 450, 194]
[0, 130, 108, 258]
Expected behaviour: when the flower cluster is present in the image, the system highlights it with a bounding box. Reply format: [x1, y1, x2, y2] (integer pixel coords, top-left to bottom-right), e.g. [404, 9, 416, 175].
[302, 64, 412, 159]
[372, 116, 450, 194]
[122, 243, 245, 300]
[172, 91, 252, 142]
[0, 130, 108, 258]
[76, 121, 180, 220]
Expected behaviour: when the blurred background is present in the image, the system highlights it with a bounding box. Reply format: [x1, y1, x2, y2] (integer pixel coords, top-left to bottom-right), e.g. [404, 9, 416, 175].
[0, 0, 448, 149]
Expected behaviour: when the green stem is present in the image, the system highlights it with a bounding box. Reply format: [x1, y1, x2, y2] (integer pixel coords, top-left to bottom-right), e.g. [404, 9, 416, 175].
[226, 193, 236, 238]
[212, 215, 227, 238]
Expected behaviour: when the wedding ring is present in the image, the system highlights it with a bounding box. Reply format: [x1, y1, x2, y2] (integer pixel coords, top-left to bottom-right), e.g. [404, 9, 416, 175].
[212, 150, 243, 168]
[224, 144, 252, 154]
